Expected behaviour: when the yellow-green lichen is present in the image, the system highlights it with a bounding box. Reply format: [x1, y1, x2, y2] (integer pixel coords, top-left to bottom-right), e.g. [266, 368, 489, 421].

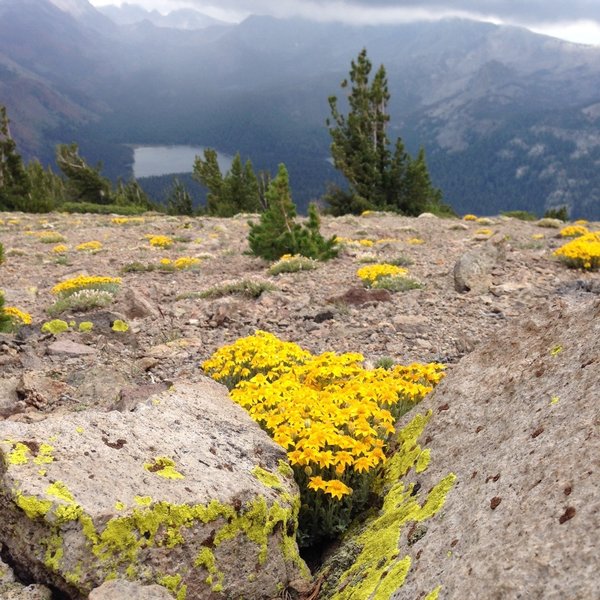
[424, 585, 443, 600]
[46, 481, 75, 503]
[7, 442, 31, 465]
[251, 466, 283, 490]
[144, 457, 185, 479]
[195, 547, 224, 593]
[277, 459, 294, 479]
[15, 492, 52, 519]
[159, 573, 187, 600]
[327, 412, 457, 600]
[134, 496, 152, 506]
[114, 501, 126, 511]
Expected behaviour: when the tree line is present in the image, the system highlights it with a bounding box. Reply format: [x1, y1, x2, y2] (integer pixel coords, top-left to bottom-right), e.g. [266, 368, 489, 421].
[1, 49, 451, 222]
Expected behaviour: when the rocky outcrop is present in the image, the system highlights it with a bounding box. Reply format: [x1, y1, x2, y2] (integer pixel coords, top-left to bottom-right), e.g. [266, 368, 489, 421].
[319, 298, 600, 599]
[453, 234, 506, 293]
[0, 379, 308, 599]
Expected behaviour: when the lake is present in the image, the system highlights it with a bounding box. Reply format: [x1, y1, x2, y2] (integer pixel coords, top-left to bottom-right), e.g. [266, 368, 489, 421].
[132, 145, 233, 178]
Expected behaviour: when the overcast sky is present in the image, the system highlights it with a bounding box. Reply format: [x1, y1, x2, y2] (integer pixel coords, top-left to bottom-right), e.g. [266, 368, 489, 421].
[88, 0, 600, 45]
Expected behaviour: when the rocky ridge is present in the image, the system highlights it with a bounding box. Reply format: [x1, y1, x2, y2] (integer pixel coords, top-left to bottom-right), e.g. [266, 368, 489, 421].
[1, 210, 599, 598]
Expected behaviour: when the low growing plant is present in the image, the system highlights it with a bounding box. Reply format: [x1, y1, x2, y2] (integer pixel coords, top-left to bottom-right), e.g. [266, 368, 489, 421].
[202, 331, 445, 547]
[267, 254, 318, 275]
[198, 279, 276, 300]
[553, 231, 600, 270]
[48, 275, 121, 316]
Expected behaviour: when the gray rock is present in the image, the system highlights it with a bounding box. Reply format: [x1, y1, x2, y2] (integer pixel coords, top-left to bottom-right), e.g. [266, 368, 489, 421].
[0, 377, 22, 418]
[113, 383, 170, 412]
[320, 298, 600, 599]
[118, 288, 159, 320]
[47, 340, 96, 357]
[0, 583, 53, 600]
[88, 579, 174, 600]
[0, 379, 308, 599]
[453, 235, 506, 293]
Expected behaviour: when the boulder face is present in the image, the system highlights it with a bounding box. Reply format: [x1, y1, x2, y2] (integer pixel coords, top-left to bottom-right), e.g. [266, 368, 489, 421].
[319, 298, 600, 599]
[453, 234, 506, 293]
[0, 379, 308, 599]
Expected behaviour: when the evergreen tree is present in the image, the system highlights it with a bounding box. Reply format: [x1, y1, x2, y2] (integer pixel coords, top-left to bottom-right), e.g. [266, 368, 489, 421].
[0, 106, 31, 211]
[24, 160, 65, 212]
[248, 164, 337, 261]
[56, 143, 112, 205]
[114, 179, 153, 209]
[194, 149, 262, 216]
[327, 49, 447, 216]
[166, 178, 194, 215]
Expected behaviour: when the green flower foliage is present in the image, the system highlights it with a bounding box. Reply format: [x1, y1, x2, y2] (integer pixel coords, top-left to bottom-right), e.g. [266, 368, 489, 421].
[248, 164, 338, 261]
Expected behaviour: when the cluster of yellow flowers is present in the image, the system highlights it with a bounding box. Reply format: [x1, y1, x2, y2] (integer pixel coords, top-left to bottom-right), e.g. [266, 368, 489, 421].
[51, 275, 122, 297]
[202, 330, 310, 389]
[159, 257, 202, 270]
[356, 264, 408, 286]
[76, 240, 103, 252]
[463, 214, 478, 221]
[36, 231, 67, 243]
[202, 331, 444, 544]
[554, 231, 600, 270]
[147, 235, 174, 248]
[52, 244, 68, 254]
[3, 306, 32, 325]
[475, 228, 493, 236]
[559, 225, 589, 238]
[111, 217, 145, 225]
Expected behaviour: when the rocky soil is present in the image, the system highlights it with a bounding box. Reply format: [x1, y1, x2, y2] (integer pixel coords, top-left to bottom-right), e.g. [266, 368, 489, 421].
[1, 210, 599, 599]
[1, 211, 598, 420]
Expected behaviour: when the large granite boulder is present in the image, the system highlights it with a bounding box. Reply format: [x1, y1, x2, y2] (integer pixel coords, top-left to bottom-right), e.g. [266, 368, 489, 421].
[0, 379, 308, 599]
[319, 298, 599, 599]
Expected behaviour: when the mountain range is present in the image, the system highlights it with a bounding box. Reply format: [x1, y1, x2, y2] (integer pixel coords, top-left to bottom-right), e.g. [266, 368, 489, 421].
[1, 0, 600, 217]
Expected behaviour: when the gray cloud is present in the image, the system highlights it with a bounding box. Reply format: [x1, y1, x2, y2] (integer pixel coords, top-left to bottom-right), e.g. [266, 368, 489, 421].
[174, 0, 600, 25]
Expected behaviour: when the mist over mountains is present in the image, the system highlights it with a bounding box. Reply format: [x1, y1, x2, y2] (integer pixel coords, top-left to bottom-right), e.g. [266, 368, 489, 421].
[2, 0, 600, 217]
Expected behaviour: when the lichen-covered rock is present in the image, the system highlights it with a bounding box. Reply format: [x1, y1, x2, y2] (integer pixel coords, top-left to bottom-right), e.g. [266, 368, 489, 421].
[0, 379, 308, 599]
[320, 298, 600, 599]
[88, 579, 174, 599]
[453, 234, 506, 293]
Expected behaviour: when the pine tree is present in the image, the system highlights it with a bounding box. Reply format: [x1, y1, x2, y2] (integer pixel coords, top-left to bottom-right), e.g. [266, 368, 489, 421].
[25, 160, 65, 212]
[0, 106, 31, 211]
[194, 149, 262, 216]
[114, 179, 153, 209]
[248, 164, 337, 261]
[166, 178, 194, 215]
[56, 143, 112, 205]
[193, 148, 224, 214]
[327, 49, 448, 216]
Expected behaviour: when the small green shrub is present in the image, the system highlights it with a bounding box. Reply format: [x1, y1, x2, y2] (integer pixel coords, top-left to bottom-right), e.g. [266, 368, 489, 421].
[371, 275, 423, 292]
[47, 289, 114, 317]
[41, 319, 70, 334]
[248, 164, 338, 261]
[388, 254, 414, 267]
[544, 206, 569, 221]
[0, 242, 4, 265]
[120, 262, 156, 273]
[60, 202, 146, 215]
[268, 255, 318, 275]
[198, 279, 277, 300]
[501, 210, 537, 221]
[374, 356, 395, 370]
[0, 291, 13, 333]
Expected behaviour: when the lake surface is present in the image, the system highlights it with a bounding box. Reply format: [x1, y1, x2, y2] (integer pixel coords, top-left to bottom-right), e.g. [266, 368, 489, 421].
[132, 145, 233, 178]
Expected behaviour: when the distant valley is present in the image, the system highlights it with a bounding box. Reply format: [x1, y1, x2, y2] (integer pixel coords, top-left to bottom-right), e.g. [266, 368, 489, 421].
[1, 0, 600, 217]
